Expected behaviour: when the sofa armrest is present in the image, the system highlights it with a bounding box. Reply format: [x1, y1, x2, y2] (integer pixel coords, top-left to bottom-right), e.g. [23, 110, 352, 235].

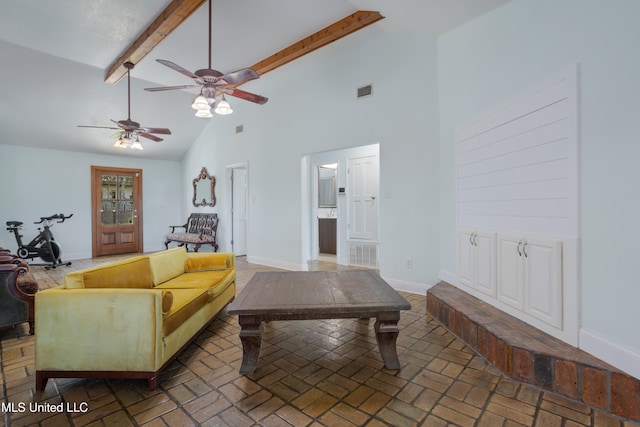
[169, 224, 187, 233]
[185, 252, 235, 271]
[35, 288, 165, 372]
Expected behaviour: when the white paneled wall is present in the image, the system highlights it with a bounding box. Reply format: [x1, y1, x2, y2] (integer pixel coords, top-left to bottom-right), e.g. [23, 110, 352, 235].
[456, 67, 579, 238]
[455, 67, 579, 344]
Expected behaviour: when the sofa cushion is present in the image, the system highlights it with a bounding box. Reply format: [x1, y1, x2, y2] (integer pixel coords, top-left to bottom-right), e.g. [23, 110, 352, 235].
[162, 288, 209, 336]
[166, 232, 216, 244]
[65, 257, 153, 289]
[148, 247, 187, 286]
[185, 254, 229, 272]
[155, 270, 235, 301]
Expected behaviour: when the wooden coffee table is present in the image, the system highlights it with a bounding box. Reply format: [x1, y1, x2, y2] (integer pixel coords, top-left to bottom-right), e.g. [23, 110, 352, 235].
[226, 270, 411, 374]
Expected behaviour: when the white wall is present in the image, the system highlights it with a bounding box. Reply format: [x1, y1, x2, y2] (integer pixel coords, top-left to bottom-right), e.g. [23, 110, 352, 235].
[182, 26, 441, 289]
[438, 0, 640, 378]
[0, 144, 182, 258]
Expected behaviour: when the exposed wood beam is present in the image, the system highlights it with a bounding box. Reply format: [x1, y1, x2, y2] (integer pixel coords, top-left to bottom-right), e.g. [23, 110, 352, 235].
[250, 10, 384, 76]
[105, 0, 206, 84]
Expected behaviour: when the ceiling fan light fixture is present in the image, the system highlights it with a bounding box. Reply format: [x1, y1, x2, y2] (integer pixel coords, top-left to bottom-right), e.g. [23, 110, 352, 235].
[214, 96, 233, 115]
[191, 94, 210, 110]
[114, 134, 131, 148]
[195, 108, 213, 118]
[130, 139, 144, 150]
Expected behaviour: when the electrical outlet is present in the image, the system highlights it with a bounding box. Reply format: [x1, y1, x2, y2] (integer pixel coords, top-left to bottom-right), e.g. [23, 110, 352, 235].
[405, 258, 413, 269]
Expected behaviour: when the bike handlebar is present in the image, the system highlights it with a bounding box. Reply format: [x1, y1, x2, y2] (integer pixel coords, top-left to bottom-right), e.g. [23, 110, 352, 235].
[34, 213, 73, 224]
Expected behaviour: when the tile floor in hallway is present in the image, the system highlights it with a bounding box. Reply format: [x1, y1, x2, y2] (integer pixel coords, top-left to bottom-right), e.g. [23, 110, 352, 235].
[1, 255, 638, 426]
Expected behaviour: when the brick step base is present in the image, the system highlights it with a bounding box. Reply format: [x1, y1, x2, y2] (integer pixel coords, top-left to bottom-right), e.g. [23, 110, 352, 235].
[426, 281, 640, 422]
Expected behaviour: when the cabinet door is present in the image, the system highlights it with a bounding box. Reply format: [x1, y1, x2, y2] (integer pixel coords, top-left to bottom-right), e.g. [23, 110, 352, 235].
[475, 231, 496, 297]
[457, 229, 475, 288]
[497, 234, 524, 309]
[524, 237, 562, 328]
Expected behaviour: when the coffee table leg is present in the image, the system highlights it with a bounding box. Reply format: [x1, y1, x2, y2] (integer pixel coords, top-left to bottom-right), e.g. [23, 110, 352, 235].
[238, 315, 263, 374]
[375, 312, 401, 370]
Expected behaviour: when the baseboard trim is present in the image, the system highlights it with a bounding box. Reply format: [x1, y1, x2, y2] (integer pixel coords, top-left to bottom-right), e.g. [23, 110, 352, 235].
[247, 256, 307, 272]
[579, 328, 640, 381]
[438, 269, 458, 286]
[382, 277, 430, 296]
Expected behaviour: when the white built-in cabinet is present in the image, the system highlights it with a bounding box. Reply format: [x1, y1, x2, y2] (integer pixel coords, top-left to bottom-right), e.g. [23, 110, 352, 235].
[454, 68, 578, 341]
[458, 229, 563, 329]
[457, 229, 496, 297]
[497, 234, 562, 328]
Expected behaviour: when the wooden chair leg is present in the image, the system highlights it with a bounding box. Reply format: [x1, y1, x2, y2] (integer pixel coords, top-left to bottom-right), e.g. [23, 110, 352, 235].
[36, 372, 48, 391]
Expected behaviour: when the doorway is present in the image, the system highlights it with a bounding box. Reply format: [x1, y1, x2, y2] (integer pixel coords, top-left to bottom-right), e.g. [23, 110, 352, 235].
[229, 164, 248, 256]
[306, 144, 379, 267]
[318, 163, 338, 261]
[91, 166, 143, 257]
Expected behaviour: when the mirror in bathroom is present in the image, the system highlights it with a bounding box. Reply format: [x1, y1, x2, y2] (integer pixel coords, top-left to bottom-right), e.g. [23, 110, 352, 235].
[318, 163, 337, 208]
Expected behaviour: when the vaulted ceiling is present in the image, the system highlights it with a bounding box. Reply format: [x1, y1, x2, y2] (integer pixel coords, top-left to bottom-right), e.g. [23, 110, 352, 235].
[0, 0, 510, 160]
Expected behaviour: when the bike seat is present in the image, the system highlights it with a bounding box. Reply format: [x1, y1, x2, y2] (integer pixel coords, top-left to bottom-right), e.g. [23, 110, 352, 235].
[6, 221, 23, 227]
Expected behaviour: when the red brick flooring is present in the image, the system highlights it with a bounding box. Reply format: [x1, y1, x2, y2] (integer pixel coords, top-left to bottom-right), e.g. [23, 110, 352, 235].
[427, 281, 640, 422]
[1, 257, 639, 425]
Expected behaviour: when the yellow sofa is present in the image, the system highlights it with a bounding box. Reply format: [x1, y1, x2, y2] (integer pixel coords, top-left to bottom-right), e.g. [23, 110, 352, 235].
[35, 247, 235, 391]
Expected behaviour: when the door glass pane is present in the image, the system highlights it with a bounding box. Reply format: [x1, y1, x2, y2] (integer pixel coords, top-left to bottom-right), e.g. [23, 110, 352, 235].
[101, 175, 118, 200]
[101, 174, 134, 226]
[119, 176, 134, 200]
[101, 201, 117, 225]
[118, 201, 134, 224]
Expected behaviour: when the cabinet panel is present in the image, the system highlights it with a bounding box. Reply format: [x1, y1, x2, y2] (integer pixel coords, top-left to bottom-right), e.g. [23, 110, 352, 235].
[497, 235, 524, 309]
[457, 229, 496, 296]
[524, 237, 562, 328]
[457, 229, 475, 287]
[319, 218, 337, 255]
[497, 233, 562, 328]
[475, 232, 496, 297]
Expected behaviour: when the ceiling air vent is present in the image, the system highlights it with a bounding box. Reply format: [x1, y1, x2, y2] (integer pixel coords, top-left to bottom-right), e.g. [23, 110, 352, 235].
[357, 84, 373, 99]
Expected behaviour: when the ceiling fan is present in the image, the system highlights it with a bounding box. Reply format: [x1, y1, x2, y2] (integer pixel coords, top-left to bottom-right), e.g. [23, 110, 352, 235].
[78, 62, 171, 149]
[144, 0, 268, 117]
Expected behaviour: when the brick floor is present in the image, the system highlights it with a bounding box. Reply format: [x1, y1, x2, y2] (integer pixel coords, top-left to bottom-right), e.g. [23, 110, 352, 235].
[1, 256, 639, 426]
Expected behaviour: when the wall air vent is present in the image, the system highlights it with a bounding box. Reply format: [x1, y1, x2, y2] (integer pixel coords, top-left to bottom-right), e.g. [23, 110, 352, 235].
[235, 124, 244, 134]
[357, 84, 373, 99]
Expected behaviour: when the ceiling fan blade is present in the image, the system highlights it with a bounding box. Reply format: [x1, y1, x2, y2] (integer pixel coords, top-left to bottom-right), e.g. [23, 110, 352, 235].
[223, 88, 269, 105]
[156, 59, 200, 80]
[110, 119, 127, 128]
[137, 132, 163, 142]
[144, 84, 199, 92]
[220, 68, 259, 85]
[77, 125, 120, 130]
[138, 127, 172, 135]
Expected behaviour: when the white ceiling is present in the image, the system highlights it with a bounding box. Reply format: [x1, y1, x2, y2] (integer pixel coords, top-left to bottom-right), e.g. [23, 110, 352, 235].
[0, 0, 510, 160]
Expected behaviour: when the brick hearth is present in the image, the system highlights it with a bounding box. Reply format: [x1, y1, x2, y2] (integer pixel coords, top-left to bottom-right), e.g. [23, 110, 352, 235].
[426, 281, 640, 422]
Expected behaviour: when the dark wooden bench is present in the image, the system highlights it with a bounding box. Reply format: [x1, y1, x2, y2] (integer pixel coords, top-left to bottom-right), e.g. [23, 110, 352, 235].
[164, 213, 219, 252]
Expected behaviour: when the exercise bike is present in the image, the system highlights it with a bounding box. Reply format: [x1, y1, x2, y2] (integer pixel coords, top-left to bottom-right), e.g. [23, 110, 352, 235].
[6, 213, 73, 269]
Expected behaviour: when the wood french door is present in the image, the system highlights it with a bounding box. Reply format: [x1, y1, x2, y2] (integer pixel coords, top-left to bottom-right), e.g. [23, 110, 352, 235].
[91, 166, 143, 257]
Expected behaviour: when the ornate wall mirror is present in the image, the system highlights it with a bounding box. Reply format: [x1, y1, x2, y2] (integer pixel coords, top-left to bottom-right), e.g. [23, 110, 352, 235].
[193, 167, 216, 207]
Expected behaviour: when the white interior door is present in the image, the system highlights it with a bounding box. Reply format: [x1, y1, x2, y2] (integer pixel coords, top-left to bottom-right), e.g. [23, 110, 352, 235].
[348, 155, 378, 241]
[232, 168, 248, 256]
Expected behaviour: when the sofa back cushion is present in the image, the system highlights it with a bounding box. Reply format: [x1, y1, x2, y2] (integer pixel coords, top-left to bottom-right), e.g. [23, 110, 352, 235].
[148, 246, 187, 286]
[65, 256, 153, 289]
[185, 253, 230, 272]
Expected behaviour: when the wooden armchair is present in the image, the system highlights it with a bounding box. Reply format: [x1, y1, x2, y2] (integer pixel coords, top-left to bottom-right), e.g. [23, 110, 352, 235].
[164, 213, 219, 252]
[0, 256, 38, 334]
